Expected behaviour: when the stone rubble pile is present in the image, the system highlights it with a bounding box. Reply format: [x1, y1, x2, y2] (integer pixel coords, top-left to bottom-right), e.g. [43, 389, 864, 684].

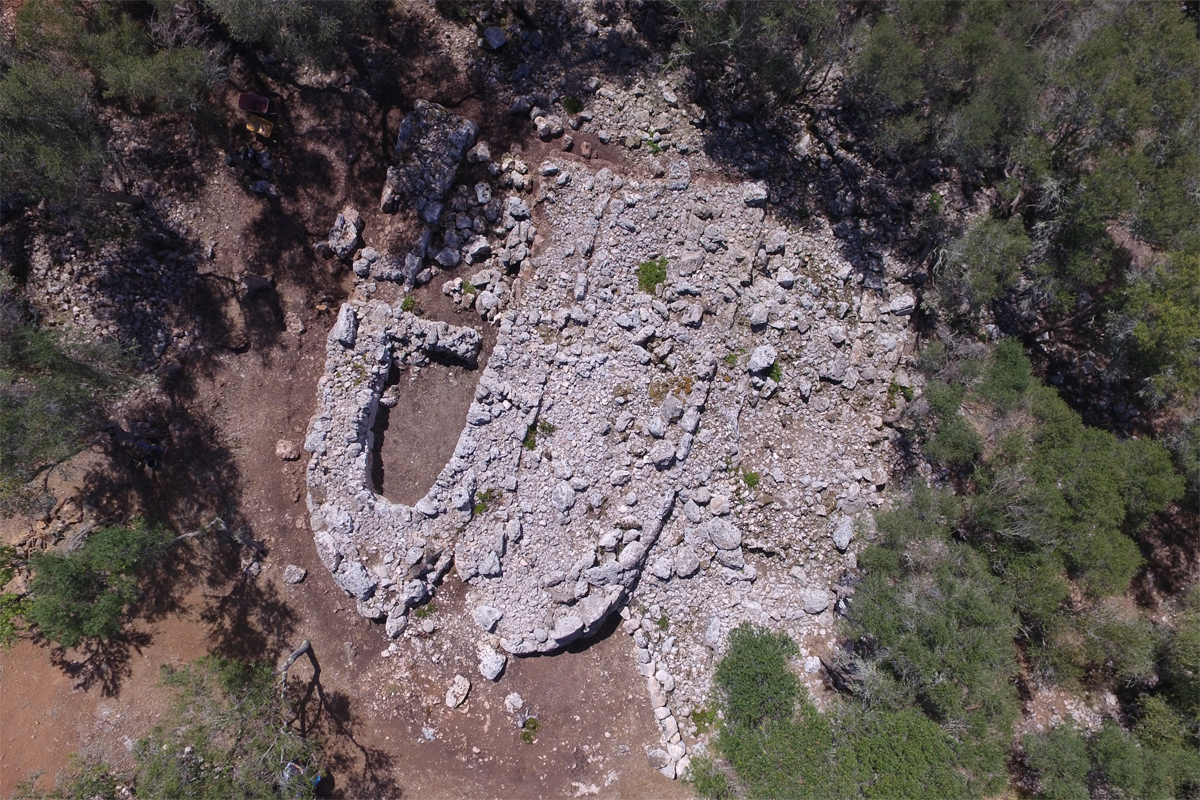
[307, 86, 919, 778]
[307, 158, 916, 780]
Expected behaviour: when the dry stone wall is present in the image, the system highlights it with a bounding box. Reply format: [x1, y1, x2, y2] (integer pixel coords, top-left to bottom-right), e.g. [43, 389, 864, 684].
[307, 96, 918, 780]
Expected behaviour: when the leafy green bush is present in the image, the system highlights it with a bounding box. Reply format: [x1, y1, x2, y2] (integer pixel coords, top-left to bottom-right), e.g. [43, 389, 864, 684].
[204, 0, 373, 67]
[711, 627, 837, 798]
[941, 217, 1033, 313]
[1, 281, 138, 510]
[668, 0, 841, 102]
[1163, 588, 1200, 717]
[924, 416, 983, 465]
[1078, 601, 1161, 687]
[846, 4, 1046, 167]
[838, 707, 967, 799]
[718, 707, 835, 799]
[1024, 726, 1091, 800]
[14, 753, 128, 800]
[0, 59, 103, 202]
[715, 624, 799, 727]
[1, 0, 222, 200]
[1116, 251, 1200, 406]
[1026, 721, 1200, 800]
[135, 655, 319, 799]
[979, 338, 1033, 411]
[0, 544, 28, 649]
[25, 520, 172, 649]
[708, 619, 1002, 799]
[683, 755, 732, 800]
[80, 10, 218, 111]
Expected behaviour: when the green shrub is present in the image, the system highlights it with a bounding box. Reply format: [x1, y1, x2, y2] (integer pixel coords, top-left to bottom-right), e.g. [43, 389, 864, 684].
[1133, 696, 1190, 751]
[562, 95, 584, 114]
[1117, 251, 1200, 405]
[839, 707, 967, 800]
[924, 416, 984, 465]
[683, 754, 733, 800]
[714, 624, 799, 727]
[0, 59, 103, 202]
[1, 289, 138, 510]
[204, 0, 373, 67]
[135, 656, 319, 799]
[742, 471, 760, 489]
[1027, 720, 1200, 800]
[979, 338, 1032, 411]
[943, 217, 1033, 313]
[669, 0, 841, 102]
[24, 519, 172, 649]
[851, 509, 1020, 794]
[1163, 590, 1200, 716]
[78, 9, 217, 110]
[718, 708, 835, 799]
[1078, 601, 1161, 687]
[0, 544, 28, 649]
[15, 753, 128, 800]
[922, 380, 964, 421]
[1024, 726, 1090, 800]
[636, 257, 668, 294]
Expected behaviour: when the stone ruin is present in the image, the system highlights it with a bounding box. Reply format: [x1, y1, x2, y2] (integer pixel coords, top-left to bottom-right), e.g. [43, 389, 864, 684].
[305, 99, 917, 778]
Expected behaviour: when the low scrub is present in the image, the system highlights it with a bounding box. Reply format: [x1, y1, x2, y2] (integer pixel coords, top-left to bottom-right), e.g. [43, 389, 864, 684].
[24, 519, 172, 649]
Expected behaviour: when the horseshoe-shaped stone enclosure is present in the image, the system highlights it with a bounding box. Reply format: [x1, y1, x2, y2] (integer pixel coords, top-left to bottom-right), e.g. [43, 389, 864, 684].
[306, 100, 913, 668]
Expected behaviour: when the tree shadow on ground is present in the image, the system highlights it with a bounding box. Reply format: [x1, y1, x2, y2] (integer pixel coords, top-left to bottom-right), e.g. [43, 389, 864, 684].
[284, 644, 402, 799]
[1132, 506, 1200, 607]
[46, 629, 154, 698]
[62, 372, 299, 687]
[77, 386, 239, 531]
[198, 538, 297, 662]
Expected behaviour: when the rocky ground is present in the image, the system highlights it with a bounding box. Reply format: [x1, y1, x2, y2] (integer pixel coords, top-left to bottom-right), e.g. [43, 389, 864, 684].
[303, 81, 919, 779]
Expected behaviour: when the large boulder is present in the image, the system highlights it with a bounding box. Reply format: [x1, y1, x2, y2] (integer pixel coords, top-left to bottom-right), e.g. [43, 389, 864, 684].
[381, 100, 478, 214]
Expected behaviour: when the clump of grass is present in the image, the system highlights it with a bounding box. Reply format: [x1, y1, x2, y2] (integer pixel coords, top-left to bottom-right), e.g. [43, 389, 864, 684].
[887, 381, 914, 404]
[647, 139, 662, 154]
[684, 754, 732, 799]
[562, 95, 584, 114]
[636, 256, 668, 294]
[414, 602, 437, 620]
[723, 352, 738, 367]
[473, 488, 497, 516]
[656, 613, 669, 630]
[401, 295, 419, 314]
[743, 470, 760, 489]
[692, 705, 718, 735]
[767, 362, 782, 383]
[520, 717, 540, 743]
[522, 426, 538, 450]
[538, 419, 557, 434]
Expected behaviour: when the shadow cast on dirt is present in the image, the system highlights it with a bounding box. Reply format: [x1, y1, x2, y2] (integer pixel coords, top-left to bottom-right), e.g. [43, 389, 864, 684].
[284, 645, 403, 800]
[46, 629, 154, 698]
